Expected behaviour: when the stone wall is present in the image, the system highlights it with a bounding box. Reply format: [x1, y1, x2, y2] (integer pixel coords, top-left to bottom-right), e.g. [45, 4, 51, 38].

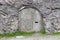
[0, 0, 60, 34]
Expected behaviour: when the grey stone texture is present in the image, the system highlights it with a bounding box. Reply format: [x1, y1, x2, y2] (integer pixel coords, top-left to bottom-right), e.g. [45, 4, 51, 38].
[0, 0, 60, 34]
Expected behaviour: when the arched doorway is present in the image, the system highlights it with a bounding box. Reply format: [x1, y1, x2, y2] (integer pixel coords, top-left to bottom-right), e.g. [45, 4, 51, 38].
[18, 6, 42, 32]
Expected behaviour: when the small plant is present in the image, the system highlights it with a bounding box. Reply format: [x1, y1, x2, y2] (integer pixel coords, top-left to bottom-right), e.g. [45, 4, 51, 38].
[40, 28, 46, 34]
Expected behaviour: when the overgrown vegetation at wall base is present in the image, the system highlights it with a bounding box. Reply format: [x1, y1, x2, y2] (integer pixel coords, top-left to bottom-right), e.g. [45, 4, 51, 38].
[0, 31, 35, 38]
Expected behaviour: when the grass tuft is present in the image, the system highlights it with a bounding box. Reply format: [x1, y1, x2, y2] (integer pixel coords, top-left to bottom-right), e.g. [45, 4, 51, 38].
[40, 29, 46, 34]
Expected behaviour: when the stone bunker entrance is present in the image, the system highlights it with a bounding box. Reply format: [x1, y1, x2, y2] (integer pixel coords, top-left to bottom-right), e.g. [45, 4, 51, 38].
[18, 5, 43, 32]
[0, 5, 43, 34]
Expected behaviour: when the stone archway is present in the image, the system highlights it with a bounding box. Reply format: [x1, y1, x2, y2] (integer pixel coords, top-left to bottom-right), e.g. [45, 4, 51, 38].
[18, 5, 43, 32]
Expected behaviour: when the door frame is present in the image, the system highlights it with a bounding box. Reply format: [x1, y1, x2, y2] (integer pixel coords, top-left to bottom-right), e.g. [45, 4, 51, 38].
[18, 4, 44, 32]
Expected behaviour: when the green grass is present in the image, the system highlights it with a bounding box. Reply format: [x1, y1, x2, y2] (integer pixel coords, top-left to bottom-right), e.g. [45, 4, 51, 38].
[39, 29, 60, 36]
[40, 29, 46, 34]
[40, 30, 60, 36]
[0, 31, 35, 38]
[52, 32, 60, 36]
[0, 29, 60, 38]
